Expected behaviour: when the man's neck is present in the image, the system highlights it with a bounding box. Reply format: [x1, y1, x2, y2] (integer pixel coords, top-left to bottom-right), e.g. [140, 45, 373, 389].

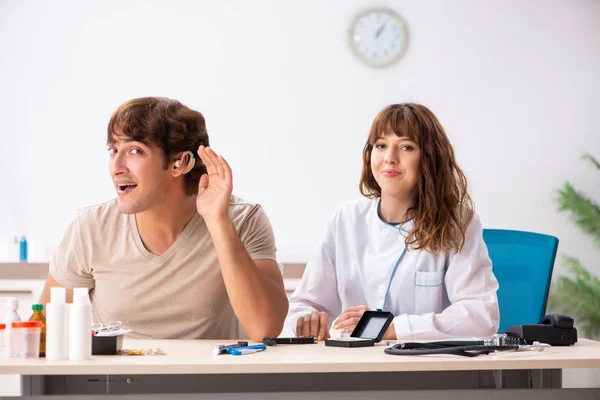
[135, 196, 198, 256]
[379, 194, 415, 224]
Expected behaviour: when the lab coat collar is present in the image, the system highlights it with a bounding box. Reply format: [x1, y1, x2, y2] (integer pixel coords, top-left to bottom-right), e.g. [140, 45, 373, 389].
[375, 199, 413, 234]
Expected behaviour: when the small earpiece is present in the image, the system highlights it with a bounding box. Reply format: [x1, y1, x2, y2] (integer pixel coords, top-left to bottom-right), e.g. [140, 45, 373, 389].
[174, 151, 196, 174]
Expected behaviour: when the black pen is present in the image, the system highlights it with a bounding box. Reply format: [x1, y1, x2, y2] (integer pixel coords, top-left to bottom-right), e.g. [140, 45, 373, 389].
[263, 337, 318, 346]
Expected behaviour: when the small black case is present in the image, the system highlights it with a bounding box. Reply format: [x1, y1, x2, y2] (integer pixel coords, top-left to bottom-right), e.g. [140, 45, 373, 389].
[92, 335, 124, 355]
[325, 311, 394, 348]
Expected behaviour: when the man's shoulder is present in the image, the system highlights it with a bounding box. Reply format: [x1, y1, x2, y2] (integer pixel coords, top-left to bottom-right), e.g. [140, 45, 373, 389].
[74, 199, 124, 227]
[228, 194, 263, 216]
[226, 195, 273, 233]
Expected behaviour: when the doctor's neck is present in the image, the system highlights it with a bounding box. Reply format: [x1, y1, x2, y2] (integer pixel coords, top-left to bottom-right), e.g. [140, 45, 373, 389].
[378, 195, 415, 224]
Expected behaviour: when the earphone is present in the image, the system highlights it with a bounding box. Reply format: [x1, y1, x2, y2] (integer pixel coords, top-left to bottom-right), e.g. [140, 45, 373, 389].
[173, 150, 196, 174]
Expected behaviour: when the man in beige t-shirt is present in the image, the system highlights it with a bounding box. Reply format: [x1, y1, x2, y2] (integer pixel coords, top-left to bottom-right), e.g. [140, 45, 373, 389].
[39, 97, 288, 341]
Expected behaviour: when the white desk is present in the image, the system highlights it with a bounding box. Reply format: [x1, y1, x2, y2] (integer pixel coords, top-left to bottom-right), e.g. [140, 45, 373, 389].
[3, 338, 600, 399]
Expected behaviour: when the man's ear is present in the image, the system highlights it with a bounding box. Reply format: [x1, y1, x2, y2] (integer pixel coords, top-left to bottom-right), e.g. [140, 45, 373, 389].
[171, 151, 196, 176]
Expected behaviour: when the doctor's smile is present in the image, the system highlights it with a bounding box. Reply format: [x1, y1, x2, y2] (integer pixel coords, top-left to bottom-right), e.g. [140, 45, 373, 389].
[381, 169, 401, 178]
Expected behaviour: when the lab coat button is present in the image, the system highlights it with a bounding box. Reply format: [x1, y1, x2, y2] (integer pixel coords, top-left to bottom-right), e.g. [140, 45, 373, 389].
[381, 229, 389, 237]
[376, 284, 387, 296]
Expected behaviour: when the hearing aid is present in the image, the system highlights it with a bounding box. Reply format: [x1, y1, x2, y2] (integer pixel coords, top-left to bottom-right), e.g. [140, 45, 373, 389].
[173, 151, 196, 174]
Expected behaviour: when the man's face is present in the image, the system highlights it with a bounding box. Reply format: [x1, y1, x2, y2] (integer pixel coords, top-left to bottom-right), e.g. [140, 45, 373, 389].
[108, 136, 172, 214]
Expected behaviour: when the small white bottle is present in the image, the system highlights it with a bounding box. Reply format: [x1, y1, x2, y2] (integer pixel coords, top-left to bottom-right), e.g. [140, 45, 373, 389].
[12, 236, 20, 262]
[46, 287, 69, 361]
[4, 298, 21, 357]
[68, 288, 92, 361]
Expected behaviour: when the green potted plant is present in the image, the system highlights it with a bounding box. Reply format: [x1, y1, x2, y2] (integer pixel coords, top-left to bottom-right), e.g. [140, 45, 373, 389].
[548, 154, 600, 339]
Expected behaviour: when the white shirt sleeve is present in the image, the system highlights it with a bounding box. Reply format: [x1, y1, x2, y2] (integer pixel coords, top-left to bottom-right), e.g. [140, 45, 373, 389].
[393, 213, 500, 340]
[281, 212, 342, 337]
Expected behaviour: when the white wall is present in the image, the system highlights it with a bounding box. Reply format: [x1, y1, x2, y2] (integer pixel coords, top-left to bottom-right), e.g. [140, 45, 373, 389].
[0, 0, 599, 272]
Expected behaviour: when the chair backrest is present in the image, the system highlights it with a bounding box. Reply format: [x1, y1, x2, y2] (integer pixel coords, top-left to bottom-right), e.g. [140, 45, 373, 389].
[482, 229, 559, 333]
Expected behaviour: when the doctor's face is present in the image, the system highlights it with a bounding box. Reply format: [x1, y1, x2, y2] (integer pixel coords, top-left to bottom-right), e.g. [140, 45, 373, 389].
[108, 136, 173, 214]
[370, 133, 420, 200]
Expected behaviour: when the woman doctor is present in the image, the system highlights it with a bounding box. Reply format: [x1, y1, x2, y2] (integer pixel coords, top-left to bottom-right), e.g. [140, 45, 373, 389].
[284, 103, 500, 341]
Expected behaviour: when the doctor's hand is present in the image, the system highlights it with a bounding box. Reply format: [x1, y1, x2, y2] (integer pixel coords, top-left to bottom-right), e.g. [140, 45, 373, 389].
[196, 146, 233, 224]
[334, 305, 397, 340]
[296, 311, 330, 341]
[333, 305, 370, 334]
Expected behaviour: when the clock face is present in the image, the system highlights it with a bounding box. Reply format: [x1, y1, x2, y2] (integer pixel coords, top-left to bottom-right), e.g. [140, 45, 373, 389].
[349, 8, 408, 68]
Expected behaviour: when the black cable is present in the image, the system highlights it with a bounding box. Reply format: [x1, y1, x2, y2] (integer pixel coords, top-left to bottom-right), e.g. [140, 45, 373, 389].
[384, 342, 520, 357]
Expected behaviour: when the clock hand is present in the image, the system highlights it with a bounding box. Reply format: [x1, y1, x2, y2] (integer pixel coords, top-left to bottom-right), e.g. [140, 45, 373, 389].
[375, 23, 387, 39]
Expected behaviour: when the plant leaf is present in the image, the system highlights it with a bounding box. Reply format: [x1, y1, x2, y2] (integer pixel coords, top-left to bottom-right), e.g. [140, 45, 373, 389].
[548, 256, 600, 339]
[556, 183, 600, 247]
[582, 153, 600, 171]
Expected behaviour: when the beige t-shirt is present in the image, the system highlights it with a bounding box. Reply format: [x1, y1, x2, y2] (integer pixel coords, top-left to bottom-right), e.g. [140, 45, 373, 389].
[50, 196, 277, 340]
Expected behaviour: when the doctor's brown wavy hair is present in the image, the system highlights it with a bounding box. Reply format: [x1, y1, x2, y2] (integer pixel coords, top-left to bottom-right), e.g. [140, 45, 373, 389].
[359, 103, 474, 254]
[107, 97, 209, 196]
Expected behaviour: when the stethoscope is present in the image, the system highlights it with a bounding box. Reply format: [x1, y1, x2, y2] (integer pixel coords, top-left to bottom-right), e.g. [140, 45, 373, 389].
[377, 200, 413, 311]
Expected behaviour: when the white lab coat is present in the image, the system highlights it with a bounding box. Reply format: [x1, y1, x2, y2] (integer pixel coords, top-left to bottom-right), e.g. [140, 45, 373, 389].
[283, 198, 500, 340]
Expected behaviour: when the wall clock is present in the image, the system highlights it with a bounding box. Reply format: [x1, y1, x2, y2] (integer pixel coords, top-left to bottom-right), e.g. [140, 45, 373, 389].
[349, 8, 409, 68]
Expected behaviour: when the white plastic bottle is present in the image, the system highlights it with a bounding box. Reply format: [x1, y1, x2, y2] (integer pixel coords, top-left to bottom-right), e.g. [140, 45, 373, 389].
[68, 288, 92, 361]
[46, 287, 69, 360]
[4, 298, 21, 357]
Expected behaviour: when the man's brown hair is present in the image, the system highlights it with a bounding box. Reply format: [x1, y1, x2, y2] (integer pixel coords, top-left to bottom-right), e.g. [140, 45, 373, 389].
[107, 97, 209, 195]
[359, 103, 474, 254]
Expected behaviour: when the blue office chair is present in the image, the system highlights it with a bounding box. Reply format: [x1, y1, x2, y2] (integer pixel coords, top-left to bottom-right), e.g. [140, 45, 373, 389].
[482, 229, 559, 333]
